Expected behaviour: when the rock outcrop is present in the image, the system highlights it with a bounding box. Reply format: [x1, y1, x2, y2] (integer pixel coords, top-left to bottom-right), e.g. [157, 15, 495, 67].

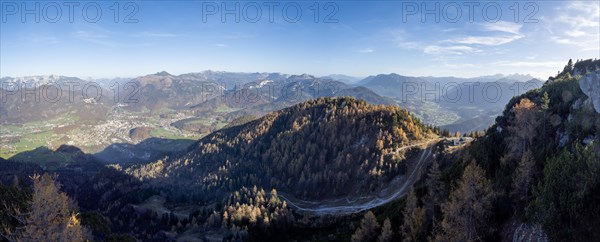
[579, 71, 600, 113]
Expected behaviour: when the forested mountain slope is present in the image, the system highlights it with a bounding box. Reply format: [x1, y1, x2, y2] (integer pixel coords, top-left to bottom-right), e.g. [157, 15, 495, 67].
[129, 97, 439, 202]
[386, 59, 600, 242]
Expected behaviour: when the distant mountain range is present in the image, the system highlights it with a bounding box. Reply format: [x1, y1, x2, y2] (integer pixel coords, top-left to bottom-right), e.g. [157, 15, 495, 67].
[0, 75, 110, 124]
[1, 70, 543, 163]
[321, 74, 364, 84]
[419, 73, 538, 83]
[0, 71, 543, 126]
[355, 73, 544, 132]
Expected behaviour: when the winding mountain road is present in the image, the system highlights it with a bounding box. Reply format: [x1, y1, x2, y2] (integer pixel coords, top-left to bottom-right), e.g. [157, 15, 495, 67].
[278, 139, 439, 215]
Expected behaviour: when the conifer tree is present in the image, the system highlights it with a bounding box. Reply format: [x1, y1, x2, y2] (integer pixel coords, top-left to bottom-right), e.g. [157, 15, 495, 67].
[426, 160, 443, 222]
[378, 218, 393, 242]
[401, 189, 425, 242]
[507, 98, 539, 159]
[18, 173, 87, 242]
[351, 211, 380, 242]
[437, 162, 493, 242]
[512, 149, 536, 208]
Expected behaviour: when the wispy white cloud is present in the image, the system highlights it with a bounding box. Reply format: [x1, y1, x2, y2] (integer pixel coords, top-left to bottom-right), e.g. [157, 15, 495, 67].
[549, 1, 600, 49]
[424, 45, 480, 55]
[493, 60, 565, 68]
[445, 21, 524, 46]
[525, 55, 538, 60]
[133, 32, 184, 38]
[551, 36, 572, 44]
[73, 30, 108, 39]
[385, 28, 429, 53]
[385, 28, 424, 50]
[445, 35, 523, 46]
[565, 29, 587, 37]
[565, 1, 600, 15]
[219, 33, 256, 39]
[27, 36, 59, 44]
[442, 28, 457, 33]
[391, 20, 525, 60]
[559, 1, 600, 27]
[73, 30, 152, 47]
[550, 37, 599, 51]
[358, 47, 374, 53]
[444, 63, 479, 68]
[480, 21, 523, 35]
[73, 30, 116, 47]
[215, 43, 229, 48]
[397, 41, 421, 49]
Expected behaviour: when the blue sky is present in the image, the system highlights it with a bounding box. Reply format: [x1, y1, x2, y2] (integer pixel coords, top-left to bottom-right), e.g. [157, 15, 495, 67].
[1, 1, 599, 79]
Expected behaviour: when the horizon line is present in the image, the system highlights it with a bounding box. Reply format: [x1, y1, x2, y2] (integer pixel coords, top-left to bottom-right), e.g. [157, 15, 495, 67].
[0, 70, 545, 81]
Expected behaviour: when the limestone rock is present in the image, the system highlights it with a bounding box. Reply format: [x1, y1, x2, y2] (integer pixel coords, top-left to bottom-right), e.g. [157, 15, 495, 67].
[579, 71, 600, 113]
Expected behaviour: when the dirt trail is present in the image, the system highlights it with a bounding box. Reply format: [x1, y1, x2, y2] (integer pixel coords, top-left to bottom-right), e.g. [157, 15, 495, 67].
[278, 139, 439, 215]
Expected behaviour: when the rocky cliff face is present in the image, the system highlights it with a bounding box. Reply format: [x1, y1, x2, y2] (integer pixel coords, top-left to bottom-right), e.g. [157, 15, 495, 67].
[579, 70, 600, 113]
